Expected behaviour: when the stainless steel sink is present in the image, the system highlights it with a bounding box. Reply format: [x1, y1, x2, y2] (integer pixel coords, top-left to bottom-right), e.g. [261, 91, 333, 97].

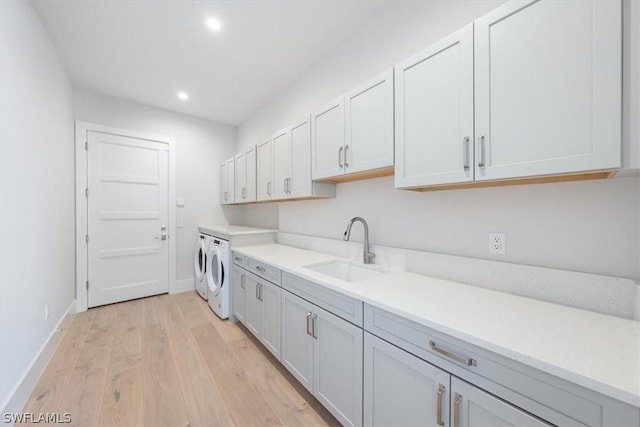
[303, 260, 385, 283]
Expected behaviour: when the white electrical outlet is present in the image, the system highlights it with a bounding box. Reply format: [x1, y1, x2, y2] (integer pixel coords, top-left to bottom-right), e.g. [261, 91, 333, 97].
[489, 232, 506, 255]
[45, 304, 50, 321]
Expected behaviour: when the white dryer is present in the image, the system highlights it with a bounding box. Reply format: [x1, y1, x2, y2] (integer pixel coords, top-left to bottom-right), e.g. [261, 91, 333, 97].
[193, 232, 210, 300]
[206, 236, 230, 319]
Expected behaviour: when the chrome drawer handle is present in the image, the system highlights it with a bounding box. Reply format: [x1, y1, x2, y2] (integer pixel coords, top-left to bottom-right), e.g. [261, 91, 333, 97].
[338, 146, 344, 168]
[234, 256, 242, 263]
[429, 341, 477, 367]
[306, 312, 313, 336]
[255, 265, 266, 273]
[463, 137, 470, 171]
[478, 134, 486, 168]
[436, 383, 445, 427]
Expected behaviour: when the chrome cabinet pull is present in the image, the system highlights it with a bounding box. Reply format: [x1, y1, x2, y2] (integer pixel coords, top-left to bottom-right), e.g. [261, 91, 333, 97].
[255, 283, 260, 300]
[259, 283, 263, 301]
[338, 146, 344, 168]
[478, 134, 486, 168]
[234, 256, 242, 263]
[287, 177, 291, 193]
[429, 341, 477, 367]
[344, 145, 349, 167]
[453, 393, 462, 427]
[267, 181, 271, 196]
[436, 384, 446, 427]
[306, 312, 313, 336]
[255, 265, 266, 273]
[240, 274, 245, 289]
[463, 137, 470, 171]
[311, 314, 318, 339]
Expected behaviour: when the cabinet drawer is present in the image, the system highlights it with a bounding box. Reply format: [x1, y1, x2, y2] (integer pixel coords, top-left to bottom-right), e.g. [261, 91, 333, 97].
[232, 252, 245, 267]
[363, 304, 623, 427]
[283, 273, 363, 327]
[246, 257, 281, 286]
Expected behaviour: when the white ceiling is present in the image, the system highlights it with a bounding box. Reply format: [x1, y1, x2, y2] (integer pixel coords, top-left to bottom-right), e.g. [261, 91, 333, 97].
[32, 0, 389, 126]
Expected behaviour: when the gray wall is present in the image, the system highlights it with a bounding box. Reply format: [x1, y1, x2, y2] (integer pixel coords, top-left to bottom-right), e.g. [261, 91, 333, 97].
[237, 0, 640, 281]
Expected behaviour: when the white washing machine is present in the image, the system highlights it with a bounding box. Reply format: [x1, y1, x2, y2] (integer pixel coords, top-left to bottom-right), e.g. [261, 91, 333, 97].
[193, 232, 210, 300]
[206, 236, 230, 319]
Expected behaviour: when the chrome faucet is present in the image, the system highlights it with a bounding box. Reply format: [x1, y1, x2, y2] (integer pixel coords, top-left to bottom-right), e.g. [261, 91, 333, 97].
[343, 217, 375, 264]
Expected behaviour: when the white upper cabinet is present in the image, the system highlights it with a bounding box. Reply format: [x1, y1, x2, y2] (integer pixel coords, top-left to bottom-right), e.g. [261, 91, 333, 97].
[234, 146, 256, 204]
[289, 117, 313, 198]
[395, 24, 474, 188]
[474, 0, 621, 181]
[235, 151, 246, 202]
[245, 146, 257, 203]
[256, 138, 272, 201]
[272, 127, 291, 200]
[220, 157, 235, 205]
[312, 97, 345, 180]
[313, 70, 394, 181]
[269, 115, 335, 201]
[345, 69, 394, 175]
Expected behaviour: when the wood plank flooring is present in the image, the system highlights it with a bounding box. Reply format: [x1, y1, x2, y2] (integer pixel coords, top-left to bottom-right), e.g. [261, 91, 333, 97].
[20, 292, 339, 427]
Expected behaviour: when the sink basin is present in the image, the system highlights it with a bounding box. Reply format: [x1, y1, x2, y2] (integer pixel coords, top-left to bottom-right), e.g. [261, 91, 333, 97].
[304, 260, 385, 283]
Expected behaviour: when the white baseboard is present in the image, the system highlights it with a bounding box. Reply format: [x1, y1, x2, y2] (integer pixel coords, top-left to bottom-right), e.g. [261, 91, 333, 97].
[171, 278, 194, 294]
[0, 299, 76, 420]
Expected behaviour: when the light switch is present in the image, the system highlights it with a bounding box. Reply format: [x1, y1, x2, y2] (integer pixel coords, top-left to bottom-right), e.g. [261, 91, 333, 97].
[176, 197, 185, 207]
[177, 218, 184, 228]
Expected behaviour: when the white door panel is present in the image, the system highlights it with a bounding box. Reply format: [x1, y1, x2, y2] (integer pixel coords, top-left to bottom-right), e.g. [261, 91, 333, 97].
[257, 139, 272, 201]
[272, 127, 291, 199]
[312, 97, 345, 180]
[235, 152, 246, 203]
[245, 146, 257, 202]
[290, 117, 312, 198]
[87, 131, 169, 307]
[395, 24, 474, 188]
[474, 0, 621, 180]
[345, 69, 394, 175]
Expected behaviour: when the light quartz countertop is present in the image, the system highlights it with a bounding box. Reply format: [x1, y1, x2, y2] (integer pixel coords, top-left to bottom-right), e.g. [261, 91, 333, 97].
[233, 243, 640, 408]
[198, 225, 277, 240]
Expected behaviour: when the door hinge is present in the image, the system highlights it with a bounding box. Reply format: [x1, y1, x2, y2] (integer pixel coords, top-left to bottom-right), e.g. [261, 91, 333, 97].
[85, 141, 88, 150]
[86, 281, 89, 290]
[85, 234, 89, 244]
[85, 188, 89, 197]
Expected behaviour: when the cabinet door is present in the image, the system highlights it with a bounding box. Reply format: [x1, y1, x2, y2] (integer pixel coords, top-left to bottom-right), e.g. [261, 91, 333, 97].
[232, 266, 246, 324]
[364, 332, 451, 427]
[451, 377, 551, 427]
[244, 274, 262, 338]
[220, 162, 228, 204]
[395, 24, 474, 188]
[345, 69, 394, 175]
[256, 138, 272, 201]
[312, 97, 345, 180]
[289, 116, 312, 198]
[314, 305, 363, 427]
[281, 290, 315, 393]
[474, 0, 621, 181]
[235, 152, 246, 203]
[271, 127, 291, 199]
[260, 280, 281, 360]
[245, 146, 257, 202]
[226, 158, 235, 204]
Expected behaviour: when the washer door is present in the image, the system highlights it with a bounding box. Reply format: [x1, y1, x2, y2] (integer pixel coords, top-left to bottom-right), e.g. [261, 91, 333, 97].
[194, 238, 207, 281]
[206, 245, 224, 297]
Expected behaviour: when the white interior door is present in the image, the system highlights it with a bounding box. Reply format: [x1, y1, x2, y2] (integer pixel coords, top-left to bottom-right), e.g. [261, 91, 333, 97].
[87, 131, 169, 307]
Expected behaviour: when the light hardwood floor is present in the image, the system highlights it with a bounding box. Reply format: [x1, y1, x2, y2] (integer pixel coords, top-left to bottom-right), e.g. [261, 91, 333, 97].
[20, 292, 339, 427]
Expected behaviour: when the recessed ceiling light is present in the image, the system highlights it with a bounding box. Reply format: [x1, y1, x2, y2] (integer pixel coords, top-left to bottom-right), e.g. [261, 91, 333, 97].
[177, 91, 189, 101]
[206, 17, 222, 32]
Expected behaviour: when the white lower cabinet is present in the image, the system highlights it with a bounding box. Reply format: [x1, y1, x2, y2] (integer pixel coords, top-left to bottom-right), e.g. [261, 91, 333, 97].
[451, 377, 549, 427]
[245, 272, 281, 360]
[282, 290, 363, 427]
[364, 332, 450, 427]
[232, 265, 246, 324]
[364, 333, 550, 427]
